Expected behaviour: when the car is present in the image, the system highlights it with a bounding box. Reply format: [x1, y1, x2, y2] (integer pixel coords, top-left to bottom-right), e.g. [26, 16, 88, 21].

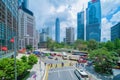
[48, 56, 53, 59]
[56, 54, 62, 57]
[62, 52, 67, 57]
[50, 53, 55, 57]
[74, 69, 81, 80]
[78, 69, 89, 80]
[62, 56, 68, 60]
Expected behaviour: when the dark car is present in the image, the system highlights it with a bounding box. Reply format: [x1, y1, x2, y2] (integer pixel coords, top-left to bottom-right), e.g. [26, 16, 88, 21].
[74, 69, 81, 80]
[48, 56, 53, 59]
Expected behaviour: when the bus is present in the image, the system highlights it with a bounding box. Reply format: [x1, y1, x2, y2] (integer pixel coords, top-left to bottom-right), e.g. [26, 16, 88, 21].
[74, 69, 89, 80]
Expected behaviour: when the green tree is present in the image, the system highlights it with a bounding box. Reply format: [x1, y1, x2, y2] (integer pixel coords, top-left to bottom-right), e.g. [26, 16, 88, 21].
[114, 38, 120, 50]
[105, 41, 114, 51]
[74, 39, 87, 50]
[116, 49, 120, 57]
[87, 39, 98, 50]
[28, 54, 38, 68]
[46, 37, 55, 49]
[26, 45, 33, 51]
[17, 60, 29, 76]
[89, 48, 117, 74]
[21, 56, 28, 62]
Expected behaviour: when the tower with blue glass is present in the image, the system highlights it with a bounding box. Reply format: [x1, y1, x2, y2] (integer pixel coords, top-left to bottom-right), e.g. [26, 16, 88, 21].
[23, 0, 28, 8]
[77, 11, 84, 40]
[55, 18, 60, 43]
[0, 0, 18, 58]
[86, 0, 101, 41]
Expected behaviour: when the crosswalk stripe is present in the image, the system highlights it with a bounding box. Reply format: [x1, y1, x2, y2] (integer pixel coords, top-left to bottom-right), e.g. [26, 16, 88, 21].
[48, 69, 74, 73]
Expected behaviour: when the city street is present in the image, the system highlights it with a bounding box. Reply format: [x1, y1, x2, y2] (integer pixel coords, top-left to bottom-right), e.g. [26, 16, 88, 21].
[48, 66, 79, 80]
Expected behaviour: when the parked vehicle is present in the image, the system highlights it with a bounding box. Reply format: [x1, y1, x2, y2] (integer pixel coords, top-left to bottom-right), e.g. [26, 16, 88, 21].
[62, 56, 68, 60]
[48, 56, 53, 59]
[69, 55, 79, 61]
[56, 54, 62, 57]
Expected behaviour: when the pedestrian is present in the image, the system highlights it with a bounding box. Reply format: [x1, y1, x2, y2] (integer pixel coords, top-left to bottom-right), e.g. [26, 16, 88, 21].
[62, 62, 64, 67]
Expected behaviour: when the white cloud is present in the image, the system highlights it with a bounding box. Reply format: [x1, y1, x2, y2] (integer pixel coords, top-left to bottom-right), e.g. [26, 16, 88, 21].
[101, 0, 120, 17]
[56, 6, 66, 13]
[29, 0, 120, 42]
[101, 18, 113, 41]
[110, 11, 120, 23]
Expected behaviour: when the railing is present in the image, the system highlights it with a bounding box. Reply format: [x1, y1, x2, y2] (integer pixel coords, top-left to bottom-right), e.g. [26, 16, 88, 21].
[0, 51, 14, 58]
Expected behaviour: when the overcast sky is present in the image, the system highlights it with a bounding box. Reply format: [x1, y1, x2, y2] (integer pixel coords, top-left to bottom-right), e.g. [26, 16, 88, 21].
[29, 0, 120, 42]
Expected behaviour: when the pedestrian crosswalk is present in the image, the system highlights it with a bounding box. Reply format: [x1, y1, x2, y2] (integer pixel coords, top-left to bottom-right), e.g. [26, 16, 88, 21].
[47, 61, 76, 69]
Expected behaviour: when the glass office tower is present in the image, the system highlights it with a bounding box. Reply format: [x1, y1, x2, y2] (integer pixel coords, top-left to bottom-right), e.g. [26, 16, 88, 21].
[0, 0, 18, 58]
[23, 0, 28, 8]
[55, 18, 60, 43]
[111, 22, 120, 41]
[77, 11, 84, 40]
[86, 0, 101, 41]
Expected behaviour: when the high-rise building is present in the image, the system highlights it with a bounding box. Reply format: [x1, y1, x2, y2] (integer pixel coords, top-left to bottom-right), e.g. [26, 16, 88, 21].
[66, 27, 75, 44]
[0, 0, 18, 58]
[55, 18, 60, 43]
[39, 29, 48, 48]
[77, 11, 84, 40]
[34, 30, 39, 49]
[86, 0, 101, 41]
[111, 22, 120, 41]
[18, 3, 36, 49]
[18, 0, 23, 6]
[40, 32, 47, 43]
[23, 0, 28, 8]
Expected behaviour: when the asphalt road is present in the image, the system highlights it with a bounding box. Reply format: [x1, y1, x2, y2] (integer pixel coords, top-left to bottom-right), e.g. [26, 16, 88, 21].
[48, 66, 80, 80]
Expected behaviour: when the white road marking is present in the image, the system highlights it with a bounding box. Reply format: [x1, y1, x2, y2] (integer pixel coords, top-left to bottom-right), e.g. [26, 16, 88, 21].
[69, 70, 74, 80]
[49, 69, 74, 73]
[58, 70, 60, 78]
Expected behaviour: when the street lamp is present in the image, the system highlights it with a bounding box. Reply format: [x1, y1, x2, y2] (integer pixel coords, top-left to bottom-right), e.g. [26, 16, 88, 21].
[10, 37, 17, 80]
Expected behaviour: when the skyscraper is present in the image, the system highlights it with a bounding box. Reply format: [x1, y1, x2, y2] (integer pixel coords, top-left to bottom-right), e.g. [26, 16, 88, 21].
[18, 2, 36, 49]
[18, 0, 22, 6]
[66, 27, 75, 44]
[111, 22, 120, 41]
[86, 0, 101, 41]
[23, 0, 28, 8]
[77, 11, 84, 40]
[55, 18, 60, 43]
[0, 0, 18, 58]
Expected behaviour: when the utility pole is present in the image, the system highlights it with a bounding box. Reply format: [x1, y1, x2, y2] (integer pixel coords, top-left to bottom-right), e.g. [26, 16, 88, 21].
[14, 37, 17, 80]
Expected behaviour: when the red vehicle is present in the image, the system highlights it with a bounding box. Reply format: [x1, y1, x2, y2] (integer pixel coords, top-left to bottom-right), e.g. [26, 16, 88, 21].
[78, 58, 87, 63]
[50, 53, 56, 57]
[56, 54, 62, 57]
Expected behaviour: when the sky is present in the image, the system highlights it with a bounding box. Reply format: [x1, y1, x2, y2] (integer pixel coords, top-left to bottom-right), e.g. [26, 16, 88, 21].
[29, 0, 120, 42]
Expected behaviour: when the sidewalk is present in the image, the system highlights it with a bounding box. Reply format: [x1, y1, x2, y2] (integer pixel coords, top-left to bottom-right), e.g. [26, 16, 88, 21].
[27, 59, 45, 80]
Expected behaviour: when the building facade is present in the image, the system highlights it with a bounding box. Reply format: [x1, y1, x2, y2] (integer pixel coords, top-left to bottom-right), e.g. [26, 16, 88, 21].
[111, 22, 120, 41]
[66, 27, 75, 44]
[23, 0, 28, 8]
[86, 0, 101, 41]
[77, 11, 84, 40]
[0, 0, 18, 58]
[18, 3, 36, 49]
[40, 29, 47, 43]
[55, 18, 60, 43]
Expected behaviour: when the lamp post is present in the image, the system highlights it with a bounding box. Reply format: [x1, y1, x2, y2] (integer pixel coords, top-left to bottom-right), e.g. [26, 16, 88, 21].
[11, 37, 17, 80]
[14, 37, 17, 80]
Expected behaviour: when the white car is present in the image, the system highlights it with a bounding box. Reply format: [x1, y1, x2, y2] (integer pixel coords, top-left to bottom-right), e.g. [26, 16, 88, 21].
[75, 69, 89, 80]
